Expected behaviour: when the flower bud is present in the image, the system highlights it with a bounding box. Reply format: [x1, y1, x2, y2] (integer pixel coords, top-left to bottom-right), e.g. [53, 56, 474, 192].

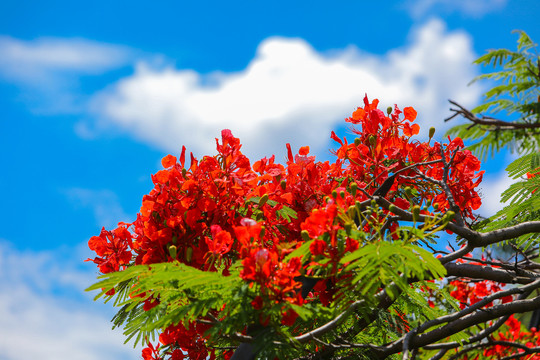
[350, 182, 358, 196]
[355, 200, 363, 214]
[387, 106, 393, 115]
[389, 204, 398, 213]
[344, 221, 353, 234]
[429, 127, 436, 139]
[301, 230, 311, 242]
[280, 180, 287, 190]
[259, 194, 269, 207]
[354, 138, 361, 146]
[332, 189, 338, 199]
[340, 190, 346, 199]
[369, 135, 377, 146]
[347, 205, 356, 218]
[412, 205, 421, 222]
[169, 245, 177, 260]
[185, 247, 193, 263]
[404, 187, 413, 198]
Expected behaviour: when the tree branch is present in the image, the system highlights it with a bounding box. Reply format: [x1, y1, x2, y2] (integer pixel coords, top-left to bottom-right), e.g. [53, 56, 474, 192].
[373, 293, 540, 358]
[445, 100, 540, 130]
[444, 262, 539, 284]
[376, 278, 540, 356]
[376, 195, 540, 248]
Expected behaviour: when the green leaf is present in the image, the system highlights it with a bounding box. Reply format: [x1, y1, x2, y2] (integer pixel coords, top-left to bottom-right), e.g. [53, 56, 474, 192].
[285, 238, 313, 261]
[276, 205, 298, 221]
[86, 261, 245, 347]
[446, 31, 540, 161]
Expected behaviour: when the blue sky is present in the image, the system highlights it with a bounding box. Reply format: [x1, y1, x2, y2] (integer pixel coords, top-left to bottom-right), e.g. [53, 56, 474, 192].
[0, 0, 539, 359]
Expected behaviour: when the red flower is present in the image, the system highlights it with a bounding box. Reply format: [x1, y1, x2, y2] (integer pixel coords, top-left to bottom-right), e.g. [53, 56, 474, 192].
[142, 342, 161, 360]
[403, 106, 417, 121]
[205, 225, 233, 257]
[299, 146, 310, 155]
[281, 308, 299, 326]
[251, 296, 264, 310]
[161, 154, 177, 168]
[310, 239, 327, 256]
[87, 225, 132, 274]
[393, 197, 410, 210]
[344, 238, 359, 253]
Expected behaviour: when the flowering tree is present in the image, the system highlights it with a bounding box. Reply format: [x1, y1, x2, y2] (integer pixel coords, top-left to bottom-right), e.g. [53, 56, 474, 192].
[87, 32, 540, 359]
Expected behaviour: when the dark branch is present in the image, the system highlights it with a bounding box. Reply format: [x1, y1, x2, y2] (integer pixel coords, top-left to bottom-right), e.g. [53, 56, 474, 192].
[376, 195, 540, 248]
[373, 294, 540, 358]
[445, 100, 540, 130]
[444, 262, 539, 284]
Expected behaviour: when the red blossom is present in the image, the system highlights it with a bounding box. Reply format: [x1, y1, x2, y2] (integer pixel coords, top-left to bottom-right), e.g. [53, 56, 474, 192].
[205, 225, 234, 263]
[87, 95, 492, 359]
[310, 239, 327, 256]
[281, 308, 299, 326]
[251, 296, 264, 310]
[161, 154, 177, 168]
[86, 225, 132, 274]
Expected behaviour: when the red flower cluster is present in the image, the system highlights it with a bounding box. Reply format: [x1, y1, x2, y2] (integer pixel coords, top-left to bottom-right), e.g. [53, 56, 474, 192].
[449, 256, 513, 310]
[484, 315, 540, 359]
[87, 224, 132, 274]
[88, 96, 493, 359]
[450, 278, 509, 310]
[233, 218, 304, 324]
[445, 256, 540, 359]
[333, 96, 483, 220]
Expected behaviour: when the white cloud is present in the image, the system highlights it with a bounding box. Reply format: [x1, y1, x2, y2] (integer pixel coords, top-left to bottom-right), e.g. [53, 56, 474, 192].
[0, 36, 133, 84]
[63, 188, 132, 228]
[404, 0, 507, 18]
[477, 171, 517, 217]
[90, 19, 481, 161]
[0, 36, 134, 113]
[0, 241, 140, 360]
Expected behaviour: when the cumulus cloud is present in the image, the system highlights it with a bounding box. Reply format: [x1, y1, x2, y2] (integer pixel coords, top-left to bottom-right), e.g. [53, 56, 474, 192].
[0, 241, 140, 360]
[0, 36, 133, 84]
[404, 0, 507, 18]
[477, 171, 517, 217]
[90, 19, 481, 161]
[0, 36, 134, 113]
[63, 188, 132, 228]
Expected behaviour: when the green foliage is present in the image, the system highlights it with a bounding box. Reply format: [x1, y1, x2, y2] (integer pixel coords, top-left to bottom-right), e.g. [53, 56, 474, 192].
[471, 31, 539, 117]
[447, 31, 540, 250]
[483, 153, 540, 249]
[446, 122, 513, 160]
[87, 261, 245, 347]
[446, 31, 540, 160]
[505, 151, 540, 178]
[86, 224, 447, 356]
[340, 241, 447, 300]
